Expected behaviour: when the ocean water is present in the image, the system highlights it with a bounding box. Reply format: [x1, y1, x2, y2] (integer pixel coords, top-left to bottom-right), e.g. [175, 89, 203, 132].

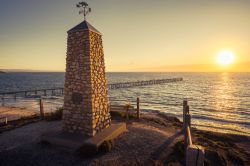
[0, 72, 249, 136]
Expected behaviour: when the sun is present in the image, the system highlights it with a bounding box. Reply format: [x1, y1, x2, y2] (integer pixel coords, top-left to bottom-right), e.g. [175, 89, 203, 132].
[216, 50, 235, 66]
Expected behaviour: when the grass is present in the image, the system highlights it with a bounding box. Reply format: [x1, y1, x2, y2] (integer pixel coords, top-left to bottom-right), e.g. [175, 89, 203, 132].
[110, 110, 137, 119]
[192, 130, 247, 165]
[0, 115, 40, 134]
[165, 141, 185, 165]
[44, 107, 63, 121]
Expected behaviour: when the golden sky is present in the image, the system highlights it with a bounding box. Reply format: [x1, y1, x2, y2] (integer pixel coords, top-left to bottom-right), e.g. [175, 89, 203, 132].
[0, 0, 249, 72]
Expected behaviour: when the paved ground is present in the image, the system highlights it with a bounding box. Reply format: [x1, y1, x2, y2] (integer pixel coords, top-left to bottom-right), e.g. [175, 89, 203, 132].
[0, 116, 182, 166]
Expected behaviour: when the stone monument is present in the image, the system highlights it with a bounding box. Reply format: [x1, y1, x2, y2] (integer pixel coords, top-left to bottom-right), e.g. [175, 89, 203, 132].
[41, 2, 126, 152]
[63, 2, 111, 137]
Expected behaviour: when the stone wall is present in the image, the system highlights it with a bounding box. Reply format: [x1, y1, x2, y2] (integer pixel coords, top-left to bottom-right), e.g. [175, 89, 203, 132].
[63, 29, 111, 137]
[89, 31, 111, 134]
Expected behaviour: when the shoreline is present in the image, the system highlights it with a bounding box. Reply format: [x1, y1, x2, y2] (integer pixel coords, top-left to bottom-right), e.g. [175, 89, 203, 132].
[0, 106, 249, 165]
[0, 106, 37, 122]
[1, 105, 250, 137]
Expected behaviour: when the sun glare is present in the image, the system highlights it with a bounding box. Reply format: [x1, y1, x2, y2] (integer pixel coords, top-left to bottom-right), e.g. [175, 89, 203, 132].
[216, 50, 235, 66]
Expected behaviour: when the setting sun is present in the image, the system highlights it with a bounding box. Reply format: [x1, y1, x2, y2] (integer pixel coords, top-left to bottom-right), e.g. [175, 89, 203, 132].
[216, 50, 235, 66]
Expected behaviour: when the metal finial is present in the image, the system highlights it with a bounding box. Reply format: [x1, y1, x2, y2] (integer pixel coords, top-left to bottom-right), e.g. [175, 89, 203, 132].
[76, 1, 91, 20]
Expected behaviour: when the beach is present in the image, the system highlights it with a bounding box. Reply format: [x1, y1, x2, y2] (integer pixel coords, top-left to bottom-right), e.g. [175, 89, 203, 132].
[0, 106, 37, 122]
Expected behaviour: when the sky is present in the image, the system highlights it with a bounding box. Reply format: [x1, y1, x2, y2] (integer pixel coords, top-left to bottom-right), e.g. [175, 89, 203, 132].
[0, 0, 249, 72]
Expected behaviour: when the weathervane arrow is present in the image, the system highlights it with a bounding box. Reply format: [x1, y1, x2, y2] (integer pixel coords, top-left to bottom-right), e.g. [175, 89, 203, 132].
[76, 1, 91, 20]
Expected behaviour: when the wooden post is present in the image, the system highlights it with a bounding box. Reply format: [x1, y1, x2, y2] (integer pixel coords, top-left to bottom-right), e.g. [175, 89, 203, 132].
[184, 113, 191, 149]
[125, 103, 130, 121]
[107, 102, 111, 112]
[136, 97, 140, 119]
[108, 102, 111, 125]
[1, 96, 4, 106]
[44, 90, 47, 96]
[126, 106, 129, 121]
[14, 94, 17, 101]
[186, 113, 191, 128]
[39, 98, 44, 120]
[5, 117, 8, 125]
[186, 105, 190, 115]
[183, 100, 188, 128]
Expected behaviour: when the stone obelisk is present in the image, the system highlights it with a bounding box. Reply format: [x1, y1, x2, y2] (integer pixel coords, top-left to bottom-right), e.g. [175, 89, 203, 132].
[63, 12, 111, 137]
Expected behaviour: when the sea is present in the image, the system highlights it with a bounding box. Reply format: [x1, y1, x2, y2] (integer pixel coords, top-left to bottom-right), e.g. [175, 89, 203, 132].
[0, 72, 249, 136]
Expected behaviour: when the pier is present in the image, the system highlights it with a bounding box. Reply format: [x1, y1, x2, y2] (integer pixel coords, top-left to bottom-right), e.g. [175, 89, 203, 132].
[108, 77, 183, 89]
[0, 77, 183, 99]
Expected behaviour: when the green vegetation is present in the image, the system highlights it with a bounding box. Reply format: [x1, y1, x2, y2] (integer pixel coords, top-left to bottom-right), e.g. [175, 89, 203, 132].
[193, 130, 246, 166]
[166, 141, 185, 165]
[110, 110, 137, 119]
[0, 115, 40, 133]
[44, 107, 63, 121]
[77, 140, 114, 157]
[99, 140, 114, 153]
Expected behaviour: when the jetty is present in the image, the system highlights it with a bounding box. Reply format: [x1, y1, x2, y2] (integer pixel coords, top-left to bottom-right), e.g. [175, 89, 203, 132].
[109, 77, 183, 90]
[0, 78, 183, 98]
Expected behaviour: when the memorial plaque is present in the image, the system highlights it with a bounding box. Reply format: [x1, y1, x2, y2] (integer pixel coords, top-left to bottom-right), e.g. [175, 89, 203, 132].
[72, 93, 82, 104]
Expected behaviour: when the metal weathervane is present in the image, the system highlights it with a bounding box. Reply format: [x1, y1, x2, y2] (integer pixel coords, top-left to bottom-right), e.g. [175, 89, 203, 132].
[76, 1, 91, 20]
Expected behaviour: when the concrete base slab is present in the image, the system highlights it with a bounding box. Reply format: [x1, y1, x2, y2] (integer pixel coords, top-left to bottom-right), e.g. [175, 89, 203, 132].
[186, 144, 205, 166]
[41, 122, 127, 153]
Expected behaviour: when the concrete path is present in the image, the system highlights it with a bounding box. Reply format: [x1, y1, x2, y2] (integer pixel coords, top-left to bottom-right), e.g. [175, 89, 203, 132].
[0, 121, 61, 152]
[0, 119, 182, 166]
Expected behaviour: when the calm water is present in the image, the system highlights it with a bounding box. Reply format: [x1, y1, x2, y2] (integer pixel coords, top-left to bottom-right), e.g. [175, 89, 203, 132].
[0, 72, 249, 136]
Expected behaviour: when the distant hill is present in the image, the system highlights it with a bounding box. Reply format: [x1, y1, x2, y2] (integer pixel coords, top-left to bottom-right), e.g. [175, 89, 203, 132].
[0, 69, 63, 72]
[0, 71, 6, 73]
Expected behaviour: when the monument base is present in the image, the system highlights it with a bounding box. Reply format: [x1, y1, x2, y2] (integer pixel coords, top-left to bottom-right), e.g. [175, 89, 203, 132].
[41, 122, 127, 153]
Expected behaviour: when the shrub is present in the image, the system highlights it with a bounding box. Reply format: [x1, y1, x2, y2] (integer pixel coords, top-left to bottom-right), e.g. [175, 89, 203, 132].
[99, 140, 114, 153]
[45, 107, 63, 121]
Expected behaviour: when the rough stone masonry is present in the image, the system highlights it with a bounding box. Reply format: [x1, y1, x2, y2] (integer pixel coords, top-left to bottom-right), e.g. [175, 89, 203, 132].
[63, 21, 111, 137]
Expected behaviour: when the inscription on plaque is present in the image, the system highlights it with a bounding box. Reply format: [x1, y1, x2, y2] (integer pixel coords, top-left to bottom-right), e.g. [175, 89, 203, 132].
[72, 93, 82, 104]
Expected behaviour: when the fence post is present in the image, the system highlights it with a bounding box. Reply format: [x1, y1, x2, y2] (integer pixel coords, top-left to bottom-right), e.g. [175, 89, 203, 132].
[186, 113, 191, 128]
[186, 105, 190, 115]
[39, 98, 44, 120]
[1, 96, 4, 106]
[183, 100, 188, 129]
[185, 113, 191, 149]
[136, 97, 140, 119]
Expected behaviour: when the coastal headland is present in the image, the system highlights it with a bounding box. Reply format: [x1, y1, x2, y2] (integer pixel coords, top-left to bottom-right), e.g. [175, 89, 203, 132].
[0, 106, 249, 166]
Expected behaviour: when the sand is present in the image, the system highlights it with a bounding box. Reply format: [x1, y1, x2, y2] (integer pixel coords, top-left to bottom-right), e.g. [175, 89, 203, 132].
[0, 106, 37, 123]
